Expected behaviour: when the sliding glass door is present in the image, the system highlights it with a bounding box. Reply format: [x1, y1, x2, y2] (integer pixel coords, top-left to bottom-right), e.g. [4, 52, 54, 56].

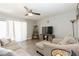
[0, 21, 7, 38]
[14, 21, 27, 42]
[8, 20, 15, 40]
[0, 20, 27, 42]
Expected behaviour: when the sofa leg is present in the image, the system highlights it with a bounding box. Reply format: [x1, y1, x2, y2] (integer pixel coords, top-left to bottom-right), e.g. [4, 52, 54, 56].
[36, 51, 44, 56]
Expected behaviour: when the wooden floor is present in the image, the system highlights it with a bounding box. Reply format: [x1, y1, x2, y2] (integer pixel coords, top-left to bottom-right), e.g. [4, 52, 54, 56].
[15, 39, 41, 56]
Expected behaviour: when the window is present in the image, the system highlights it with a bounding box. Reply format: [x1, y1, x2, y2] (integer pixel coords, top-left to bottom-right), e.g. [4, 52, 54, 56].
[8, 20, 14, 40]
[14, 21, 27, 42]
[0, 20, 27, 42]
[0, 21, 7, 38]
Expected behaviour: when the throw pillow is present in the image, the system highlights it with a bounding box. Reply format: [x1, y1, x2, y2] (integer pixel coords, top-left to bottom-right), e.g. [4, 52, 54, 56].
[59, 35, 78, 45]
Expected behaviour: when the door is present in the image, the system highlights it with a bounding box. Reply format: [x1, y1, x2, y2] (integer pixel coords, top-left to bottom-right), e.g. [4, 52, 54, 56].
[14, 21, 27, 42]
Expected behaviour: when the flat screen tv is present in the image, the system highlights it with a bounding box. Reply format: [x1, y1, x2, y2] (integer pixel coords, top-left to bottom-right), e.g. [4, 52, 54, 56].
[42, 26, 53, 35]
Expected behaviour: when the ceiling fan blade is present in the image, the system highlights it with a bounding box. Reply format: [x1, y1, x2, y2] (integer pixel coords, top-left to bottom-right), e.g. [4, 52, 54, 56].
[25, 14, 28, 16]
[32, 12, 40, 15]
[24, 6, 28, 11]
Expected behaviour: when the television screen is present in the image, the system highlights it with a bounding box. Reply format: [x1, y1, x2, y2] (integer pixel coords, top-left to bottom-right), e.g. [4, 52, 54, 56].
[42, 26, 53, 34]
[47, 26, 53, 34]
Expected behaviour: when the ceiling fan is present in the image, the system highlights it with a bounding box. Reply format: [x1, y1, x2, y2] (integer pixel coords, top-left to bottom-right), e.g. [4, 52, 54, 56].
[24, 6, 40, 16]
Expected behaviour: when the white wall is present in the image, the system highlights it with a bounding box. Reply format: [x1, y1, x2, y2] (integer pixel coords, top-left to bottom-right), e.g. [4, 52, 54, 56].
[37, 11, 77, 38]
[27, 20, 35, 39]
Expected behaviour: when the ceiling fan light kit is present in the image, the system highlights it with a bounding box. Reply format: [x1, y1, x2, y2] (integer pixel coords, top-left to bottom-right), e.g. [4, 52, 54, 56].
[28, 13, 33, 16]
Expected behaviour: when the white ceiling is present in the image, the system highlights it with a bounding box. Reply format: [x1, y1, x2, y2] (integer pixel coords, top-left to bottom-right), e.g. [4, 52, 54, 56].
[0, 3, 77, 20]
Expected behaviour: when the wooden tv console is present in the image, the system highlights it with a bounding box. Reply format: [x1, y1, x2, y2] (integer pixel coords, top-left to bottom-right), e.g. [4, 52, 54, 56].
[40, 34, 55, 41]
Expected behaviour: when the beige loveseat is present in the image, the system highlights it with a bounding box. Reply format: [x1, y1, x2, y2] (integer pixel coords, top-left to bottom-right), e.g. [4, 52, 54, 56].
[0, 38, 22, 56]
[0, 38, 18, 56]
[0, 38, 21, 51]
[36, 36, 79, 56]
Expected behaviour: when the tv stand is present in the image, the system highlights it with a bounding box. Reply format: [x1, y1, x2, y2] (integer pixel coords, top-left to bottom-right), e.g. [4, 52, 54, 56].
[40, 34, 55, 41]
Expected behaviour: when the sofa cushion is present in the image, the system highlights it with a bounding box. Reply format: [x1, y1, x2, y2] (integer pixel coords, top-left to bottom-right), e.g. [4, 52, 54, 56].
[59, 35, 78, 45]
[36, 41, 44, 49]
[52, 38, 62, 44]
[2, 40, 21, 51]
[36, 40, 50, 49]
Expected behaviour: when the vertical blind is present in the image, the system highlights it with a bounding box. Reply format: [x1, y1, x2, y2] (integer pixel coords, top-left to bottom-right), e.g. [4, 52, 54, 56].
[8, 20, 14, 40]
[14, 21, 27, 41]
[0, 20, 27, 42]
[0, 21, 7, 38]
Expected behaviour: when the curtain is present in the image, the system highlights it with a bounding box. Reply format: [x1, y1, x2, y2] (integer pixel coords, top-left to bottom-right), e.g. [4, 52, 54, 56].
[14, 21, 27, 42]
[0, 21, 7, 38]
[0, 20, 27, 42]
[8, 20, 15, 40]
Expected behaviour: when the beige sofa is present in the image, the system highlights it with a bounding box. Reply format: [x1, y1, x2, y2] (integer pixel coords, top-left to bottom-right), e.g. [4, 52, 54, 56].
[0, 38, 22, 56]
[0, 38, 17, 56]
[0, 38, 21, 51]
[0, 47, 16, 56]
[36, 37, 79, 56]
